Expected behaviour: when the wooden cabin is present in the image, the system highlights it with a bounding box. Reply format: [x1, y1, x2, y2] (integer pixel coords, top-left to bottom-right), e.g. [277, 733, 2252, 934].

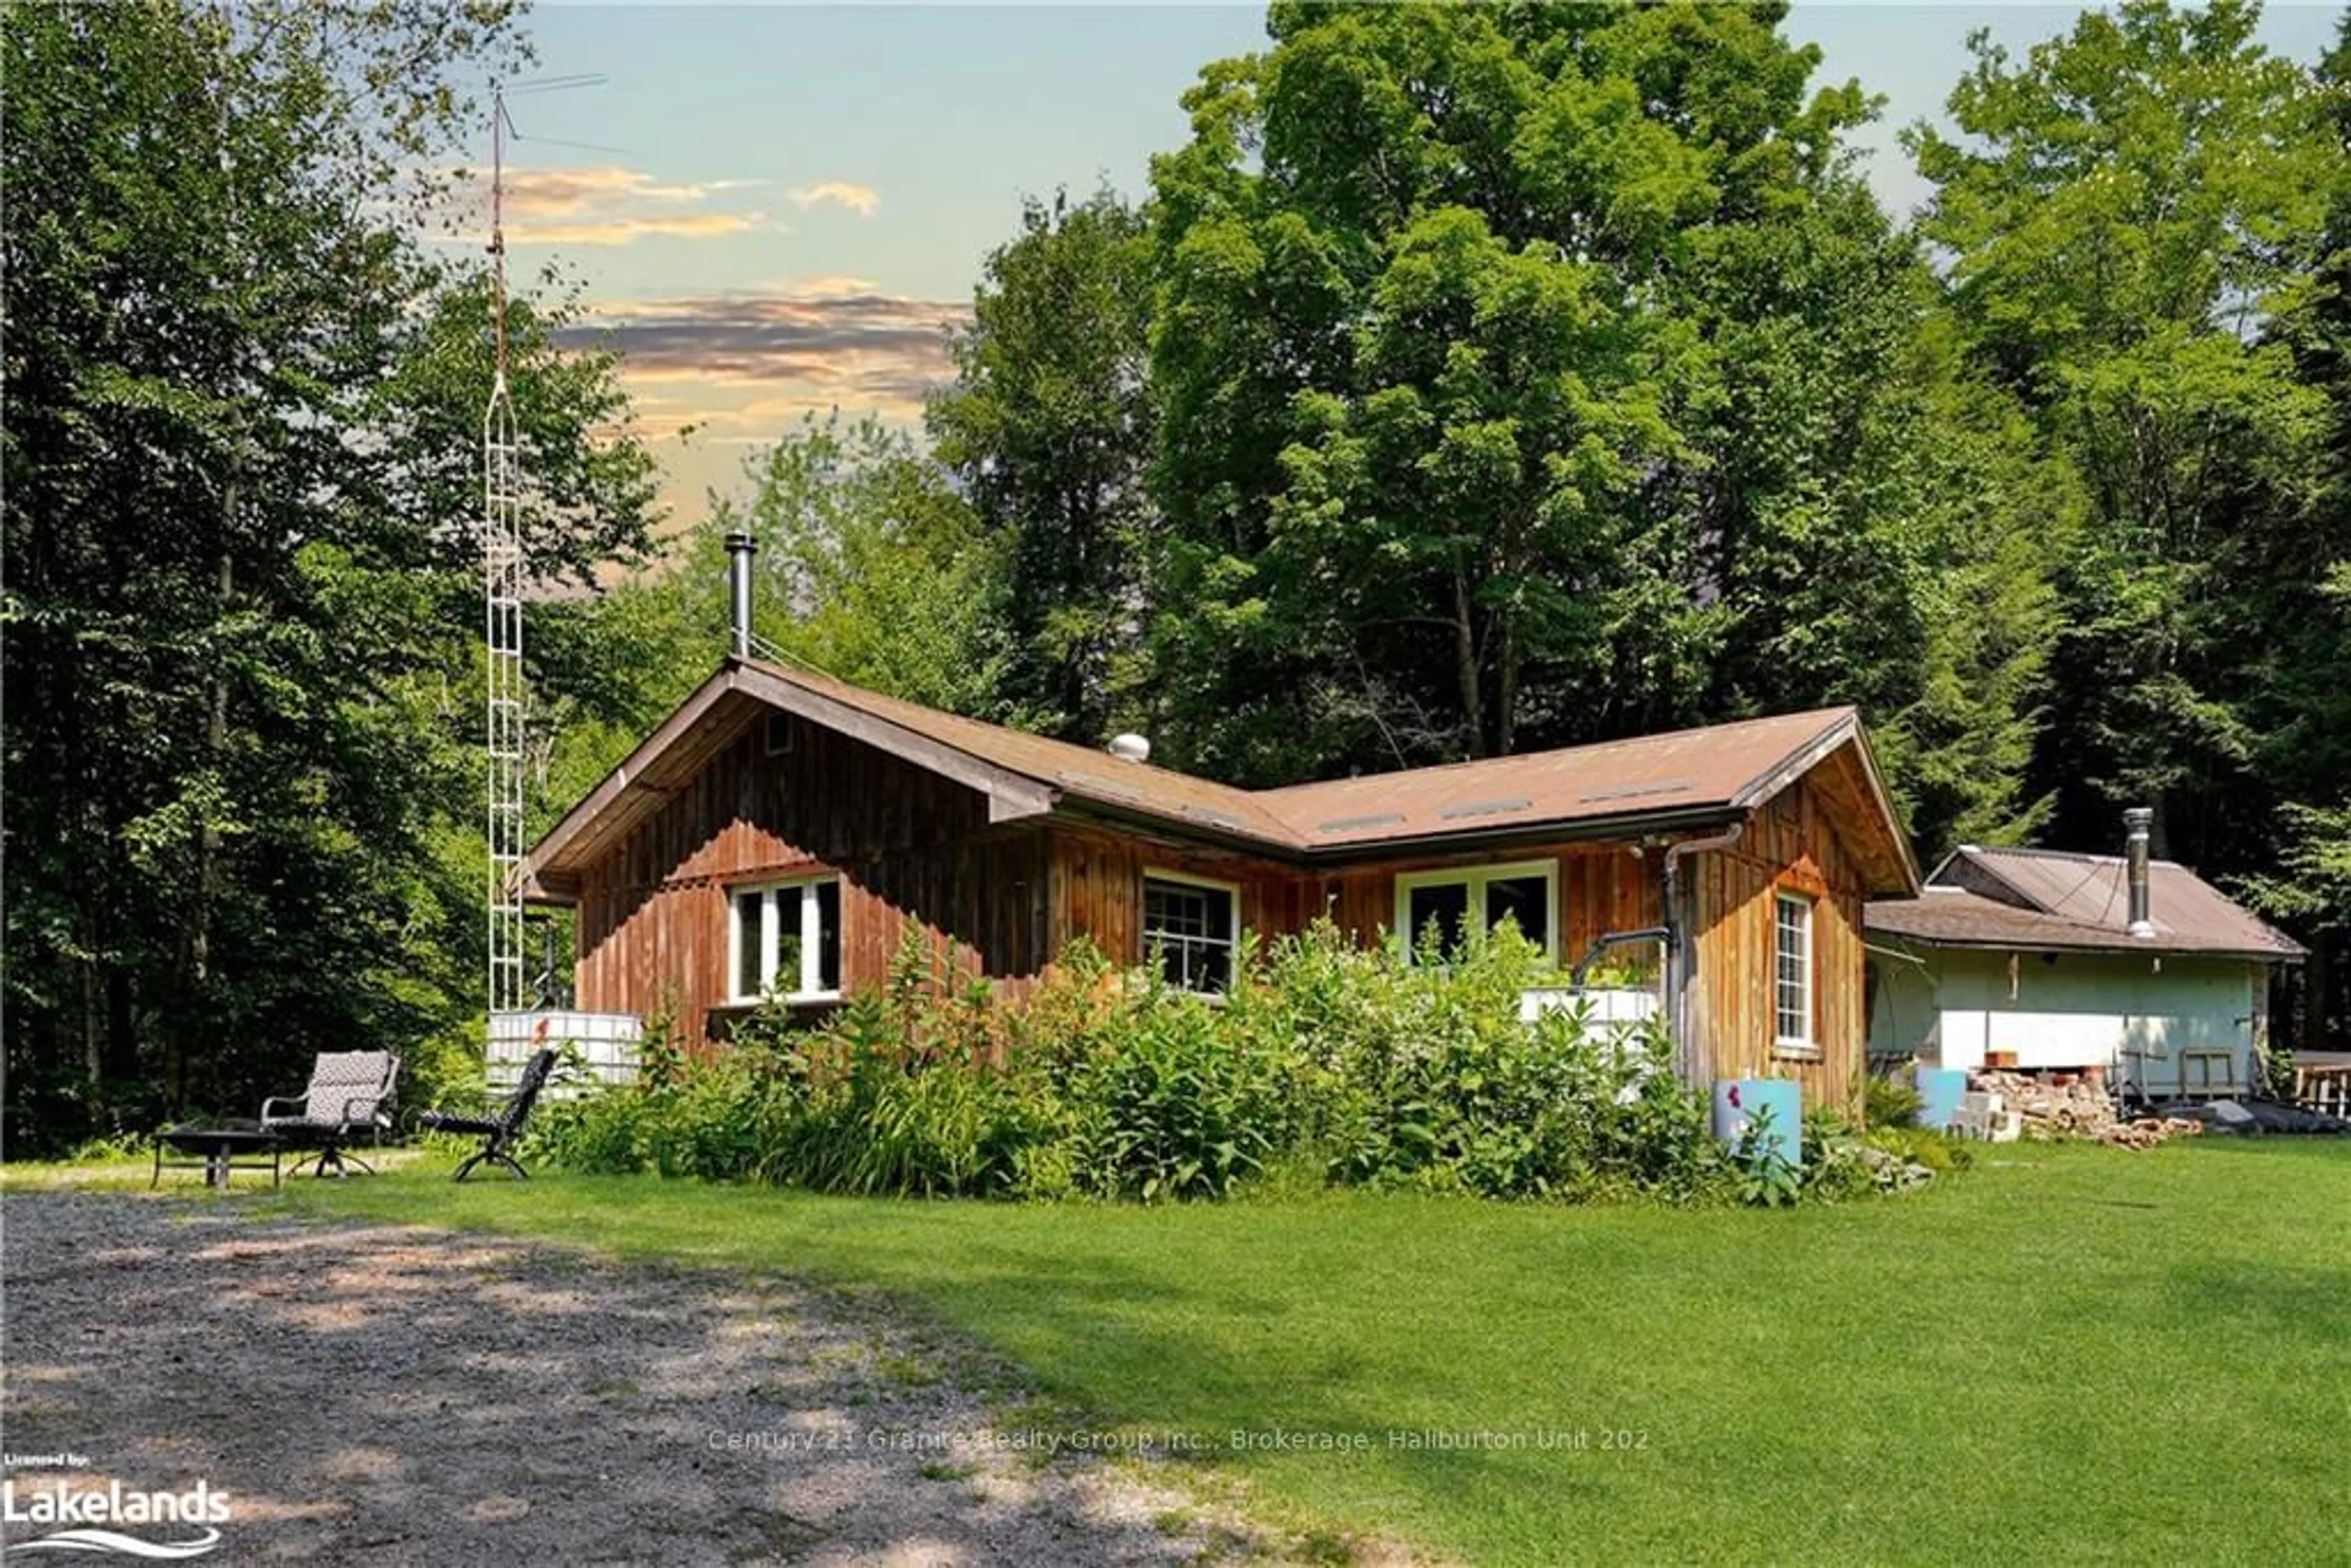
[520, 658, 1919, 1113]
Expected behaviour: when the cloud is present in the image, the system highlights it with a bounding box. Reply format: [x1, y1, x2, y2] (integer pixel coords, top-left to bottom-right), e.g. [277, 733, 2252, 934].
[775, 274, 882, 299]
[501, 165, 751, 215]
[568, 287, 966, 394]
[783, 181, 881, 217]
[562, 283, 971, 454]
[509, 212, 765, 246]
[457, 163, 769, 247]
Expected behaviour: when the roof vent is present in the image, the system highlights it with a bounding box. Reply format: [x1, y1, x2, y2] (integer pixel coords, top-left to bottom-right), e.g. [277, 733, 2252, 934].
[1438, 797, 1533, 822]
[1108, 733, 1150, 763]
[1318, 811, 1405, 834]
[1578, 776, 1696, 805]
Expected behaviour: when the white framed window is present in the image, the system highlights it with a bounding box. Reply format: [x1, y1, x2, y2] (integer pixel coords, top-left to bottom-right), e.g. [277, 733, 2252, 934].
[1775, 891, 1814, 1051]
[1141, 870, 1239, 995]
[729, 876, 842, 1003]
[1393, 859, 1556, 963]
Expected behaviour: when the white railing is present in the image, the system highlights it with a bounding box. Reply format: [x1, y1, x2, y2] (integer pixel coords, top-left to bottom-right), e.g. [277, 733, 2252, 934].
[487, 1009, 643, 1098]
[2293, 1059, 2351, 1119]
[1519, 986, 1660, 1031]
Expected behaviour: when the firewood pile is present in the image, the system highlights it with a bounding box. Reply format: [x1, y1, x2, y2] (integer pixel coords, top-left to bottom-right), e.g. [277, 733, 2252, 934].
[2099, 1115, 2206, 1150]
[1967, 1070, 2204, 1149]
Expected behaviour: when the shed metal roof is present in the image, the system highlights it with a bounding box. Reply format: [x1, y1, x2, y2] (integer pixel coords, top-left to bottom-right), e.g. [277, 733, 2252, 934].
[1866, 846, 2304, 961]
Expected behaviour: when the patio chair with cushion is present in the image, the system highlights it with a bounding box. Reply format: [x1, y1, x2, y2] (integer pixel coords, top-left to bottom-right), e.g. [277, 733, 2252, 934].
[419, 1047, 558, 1182]
[261, 1050, 400, 1177]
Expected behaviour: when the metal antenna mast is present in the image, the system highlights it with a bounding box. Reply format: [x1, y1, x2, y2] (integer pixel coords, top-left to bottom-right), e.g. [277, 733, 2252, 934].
[482, 73, 609, 1035]
[484, 78, 526, 1021]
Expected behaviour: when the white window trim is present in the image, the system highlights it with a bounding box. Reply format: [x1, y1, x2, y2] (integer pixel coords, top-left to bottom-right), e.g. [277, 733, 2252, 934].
[1141, 868, 1242, 996]
[1774, 890, 1816, 1056]
[727, 874, 842, 1005]
[1392, 858, 1559, 964]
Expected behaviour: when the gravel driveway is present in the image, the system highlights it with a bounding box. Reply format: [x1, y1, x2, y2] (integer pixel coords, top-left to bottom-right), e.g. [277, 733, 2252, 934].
[1, 1190, 1267, 1565]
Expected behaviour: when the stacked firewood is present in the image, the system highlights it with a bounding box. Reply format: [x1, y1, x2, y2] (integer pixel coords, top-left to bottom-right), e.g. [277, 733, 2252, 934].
[1967, 1070, 2203, 1149]
[2098, 1116, 2206, 1150]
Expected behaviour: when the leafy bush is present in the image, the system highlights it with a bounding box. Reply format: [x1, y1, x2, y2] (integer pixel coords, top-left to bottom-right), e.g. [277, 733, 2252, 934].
[523, 1082, 660, 1174]
[65, 1130, 151, 1165]
[1734, 1104, 1803, 1208]
[1244, 925, 1730, 1202]
[522, 918, 1915, 1211]
[768, 990, 1034, 1196]
[1798, 1108, 1886, 1202]
[1864, 1066, 1924, 1130]
[1865, 1122, 1977, 1175]
[402, 1017, 490, 1119]
[1066, 989, 1281, 1200]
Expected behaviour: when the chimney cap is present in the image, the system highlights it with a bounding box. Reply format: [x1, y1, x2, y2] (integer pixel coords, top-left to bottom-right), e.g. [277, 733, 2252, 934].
[724, 529, 757, 552]
[2123, 805, 2153, 832]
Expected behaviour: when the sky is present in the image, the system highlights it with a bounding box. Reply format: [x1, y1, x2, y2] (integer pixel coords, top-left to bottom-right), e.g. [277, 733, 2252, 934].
[463, 3, 2345, 524]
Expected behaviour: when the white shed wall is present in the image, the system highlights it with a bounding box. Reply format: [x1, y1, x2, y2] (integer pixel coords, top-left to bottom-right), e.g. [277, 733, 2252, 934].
[1867, 949, 2260, 1093]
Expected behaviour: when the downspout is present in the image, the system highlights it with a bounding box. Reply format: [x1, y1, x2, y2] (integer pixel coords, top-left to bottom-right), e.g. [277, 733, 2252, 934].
[1570, 928, 1671, 988]
[1662, 822, 1746, 1084]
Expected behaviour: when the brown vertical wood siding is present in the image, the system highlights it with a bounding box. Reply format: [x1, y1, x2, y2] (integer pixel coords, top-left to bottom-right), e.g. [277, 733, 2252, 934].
[1043, 822, 1314, 966]
[572, 712, 1048, 1048]
[1684, 775, 1870, 1116]
[569, 718, 1878, 1112]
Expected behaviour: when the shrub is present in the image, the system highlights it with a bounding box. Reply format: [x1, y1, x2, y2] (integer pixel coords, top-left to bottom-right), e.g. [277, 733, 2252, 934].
[65, 1130, 151, 1165]
[1065, 989, 1280, 1201]
[778, 991, 1037, 1196]
[523, 1081, 659, 1174]
[402, 1017, 491, 1118]
[1865, 1122, 1976, 1176]
[1864, 1066, 1924, 1130]
[1249, 925, 1731, 1202]
[520, 918, 1907, 1210]
[1734, 1104, 1803, 1208]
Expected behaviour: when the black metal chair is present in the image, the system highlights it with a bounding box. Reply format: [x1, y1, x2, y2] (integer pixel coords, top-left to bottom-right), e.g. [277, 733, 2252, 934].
[419, 1048, 558, 1182]
[261, 1051, 400, 1177]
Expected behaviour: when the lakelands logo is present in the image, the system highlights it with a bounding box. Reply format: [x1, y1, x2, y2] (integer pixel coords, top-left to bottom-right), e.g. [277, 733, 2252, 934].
[2, 1478, 231, 1559]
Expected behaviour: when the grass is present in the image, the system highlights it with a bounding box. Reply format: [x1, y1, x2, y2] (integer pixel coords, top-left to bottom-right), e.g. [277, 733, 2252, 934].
[33, 1139, 2351, 1564]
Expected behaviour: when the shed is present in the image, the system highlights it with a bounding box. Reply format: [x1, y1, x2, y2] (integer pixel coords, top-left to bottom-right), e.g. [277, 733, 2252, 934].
[1865, 821, 2305, 1100]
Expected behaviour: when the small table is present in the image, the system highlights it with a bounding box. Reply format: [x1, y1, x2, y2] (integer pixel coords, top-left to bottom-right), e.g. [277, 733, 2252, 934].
[152, 1120, 282, 1190]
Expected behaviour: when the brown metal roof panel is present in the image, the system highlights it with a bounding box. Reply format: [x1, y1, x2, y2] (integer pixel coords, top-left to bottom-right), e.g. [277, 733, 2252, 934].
[1867, 885, 2304, 960]
[1947, 847, 2304, 957]
[1258, 708, 1856, 849]
[527, 661, 1915, 895]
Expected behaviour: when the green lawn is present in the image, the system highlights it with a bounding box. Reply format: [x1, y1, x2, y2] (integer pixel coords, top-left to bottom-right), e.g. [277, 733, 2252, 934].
[203, 1143, 2351, 1562]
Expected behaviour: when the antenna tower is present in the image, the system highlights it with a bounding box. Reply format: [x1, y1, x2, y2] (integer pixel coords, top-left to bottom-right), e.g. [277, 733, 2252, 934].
[484, 80, 526, 1019]
[482, 74, 610, 1029]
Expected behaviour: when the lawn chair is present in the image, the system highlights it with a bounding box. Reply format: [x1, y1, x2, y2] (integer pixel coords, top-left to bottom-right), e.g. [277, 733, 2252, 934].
[419, 1048, 557, 1182]
[261, 1050, 400, 1177]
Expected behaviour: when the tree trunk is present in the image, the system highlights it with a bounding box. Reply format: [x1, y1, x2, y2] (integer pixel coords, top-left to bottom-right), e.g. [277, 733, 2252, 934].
[193, 549, 231, 991]
[81, 951, 103, 1088]
[1452, 566, 1485, 757]
[103, 966, 138, 1081]
[1494, 614, 1520, 757]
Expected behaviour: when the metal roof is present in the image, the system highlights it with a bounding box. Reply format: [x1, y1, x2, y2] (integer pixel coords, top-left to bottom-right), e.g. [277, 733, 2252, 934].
[1256, 708, 1873, 852]
[1866, 846, 2304, 961]
[523, 658, 1922, 895]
